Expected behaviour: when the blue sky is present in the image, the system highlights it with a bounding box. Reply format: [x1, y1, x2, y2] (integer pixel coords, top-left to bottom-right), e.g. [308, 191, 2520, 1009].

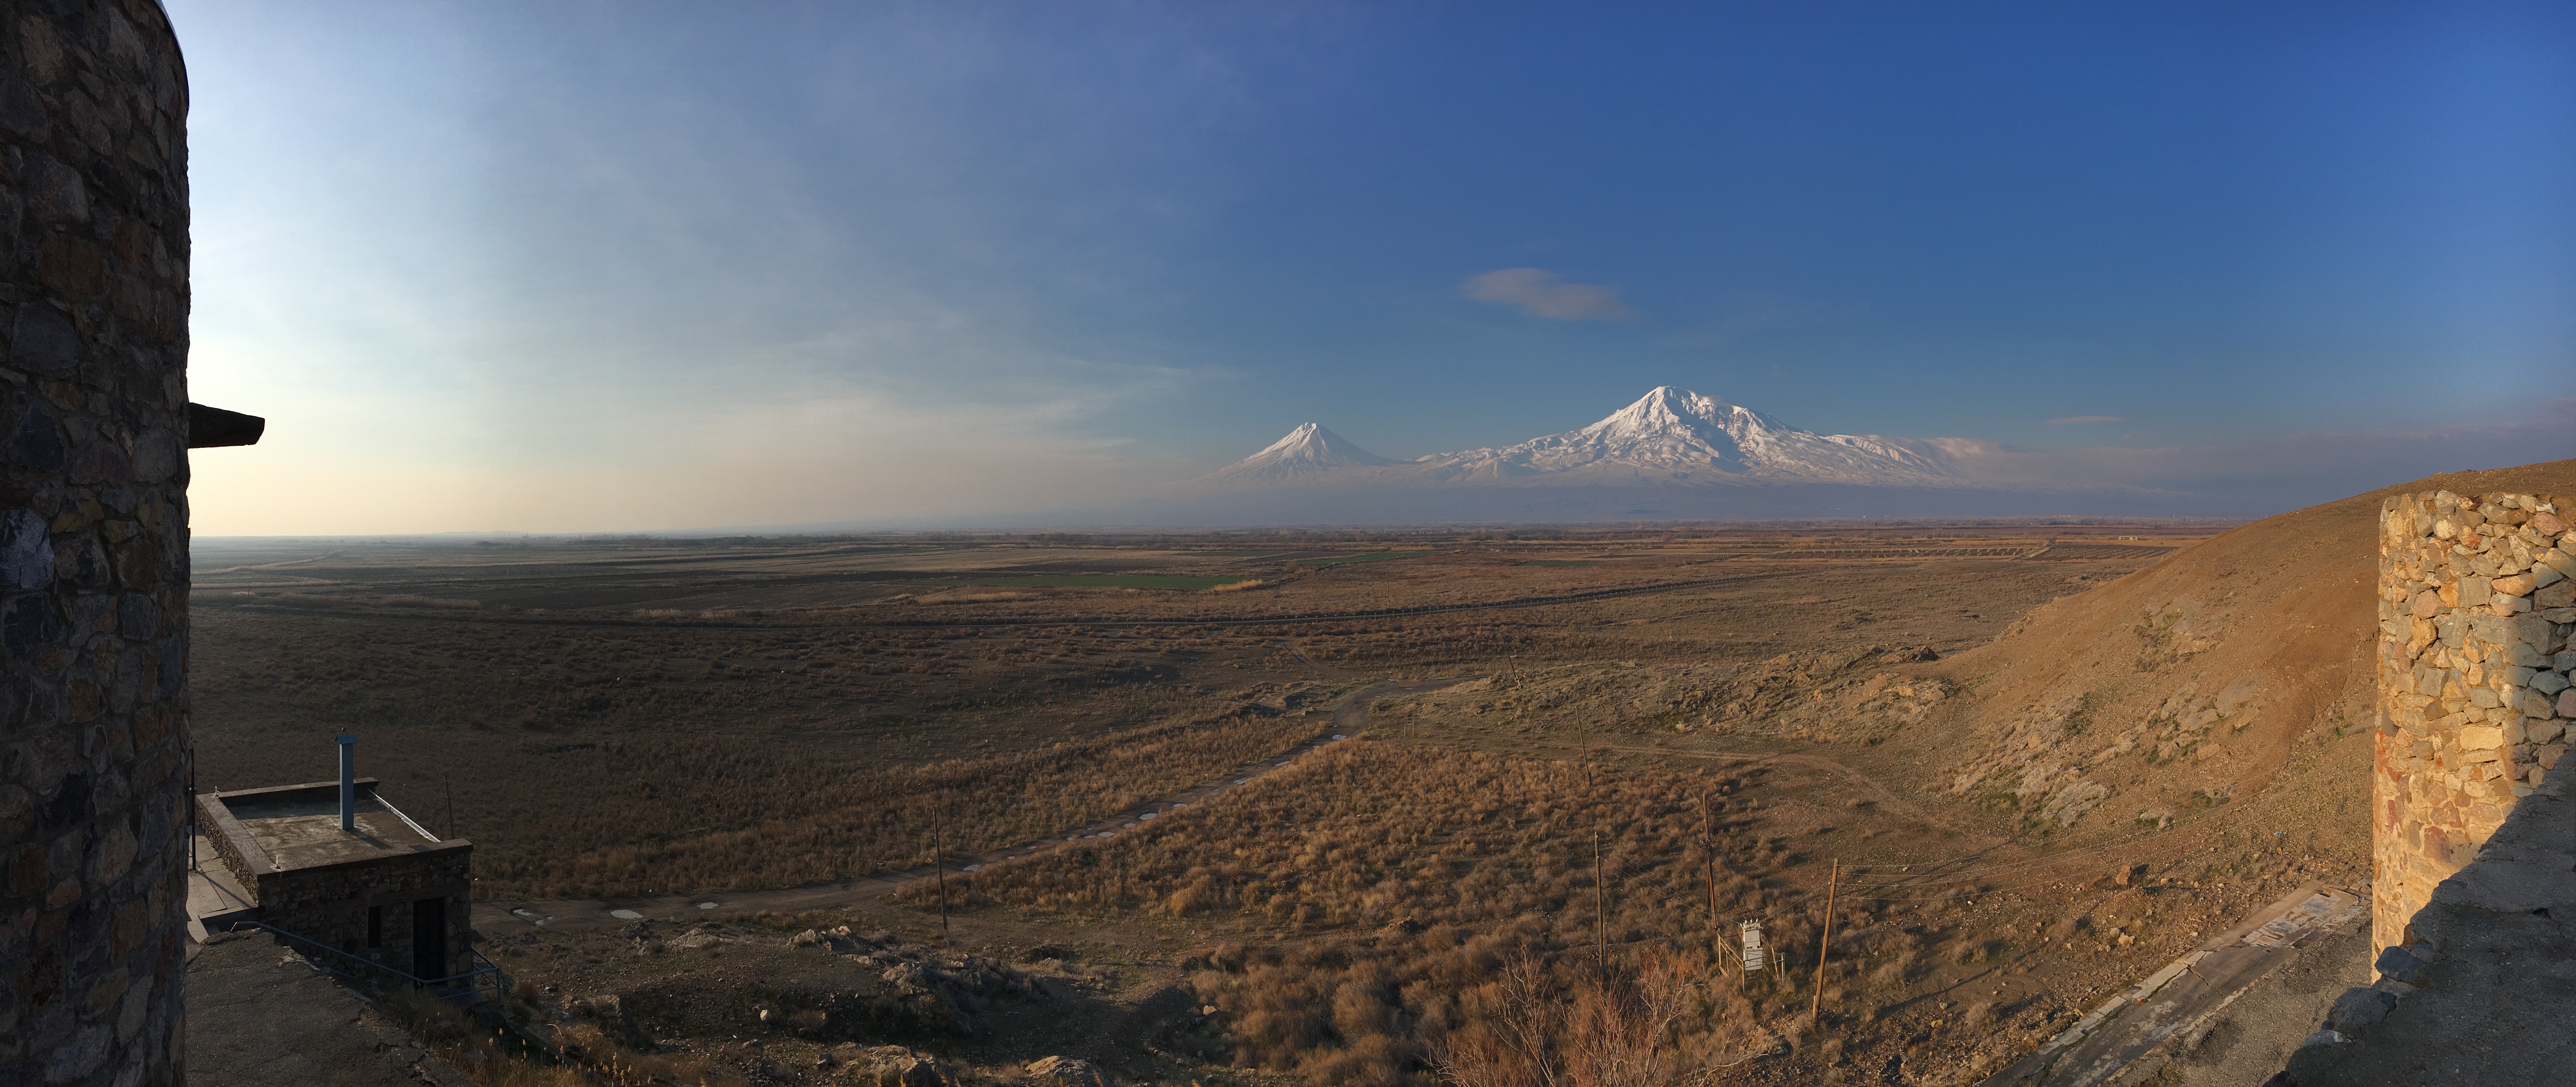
[173, 1, 2576, 532]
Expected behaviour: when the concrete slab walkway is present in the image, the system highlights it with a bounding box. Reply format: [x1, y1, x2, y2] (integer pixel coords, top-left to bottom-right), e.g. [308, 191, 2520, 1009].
[185, 932, 475, 1087]
[1981, 884, 2367, 1087]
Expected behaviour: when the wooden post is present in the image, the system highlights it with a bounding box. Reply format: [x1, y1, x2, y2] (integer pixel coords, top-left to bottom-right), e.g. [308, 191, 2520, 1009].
[1811, 859, 1839, 1023]
[1594, 828, 1607, 975]
[934, 806, 951, 946]
[1703, 794, 1723, 976]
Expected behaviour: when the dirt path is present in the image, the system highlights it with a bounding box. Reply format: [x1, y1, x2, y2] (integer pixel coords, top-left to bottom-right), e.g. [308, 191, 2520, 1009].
[469, 674, 1482, 937]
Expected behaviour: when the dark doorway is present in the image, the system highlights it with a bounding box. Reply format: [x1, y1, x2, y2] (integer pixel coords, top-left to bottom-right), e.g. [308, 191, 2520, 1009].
[412, 897, 447, 980]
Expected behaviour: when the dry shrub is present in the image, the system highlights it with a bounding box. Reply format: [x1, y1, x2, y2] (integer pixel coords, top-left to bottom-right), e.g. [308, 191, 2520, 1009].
[1440, 953, 1750, 1087]
[919, 744, 1846, 1083]
[1208, 579, 1269, 593]
[379, 988, 597, 1087]
[1185, 935, 1773, 1087]
[917, 744, 1808, 943]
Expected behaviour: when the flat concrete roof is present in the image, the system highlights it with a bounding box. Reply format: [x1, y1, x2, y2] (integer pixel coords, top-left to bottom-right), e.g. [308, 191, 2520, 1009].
[206, 781, 446, 871]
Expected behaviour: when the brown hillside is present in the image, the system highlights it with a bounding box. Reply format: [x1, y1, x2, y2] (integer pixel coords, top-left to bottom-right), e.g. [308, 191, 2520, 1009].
[1923, 459, 2576, 836]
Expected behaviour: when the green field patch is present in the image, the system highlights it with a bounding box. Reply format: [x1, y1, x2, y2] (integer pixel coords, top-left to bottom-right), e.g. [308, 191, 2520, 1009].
[1517, 560, 1594, 567]
[947, 574, 1258, 590]
[1294, 551, 1435, 565]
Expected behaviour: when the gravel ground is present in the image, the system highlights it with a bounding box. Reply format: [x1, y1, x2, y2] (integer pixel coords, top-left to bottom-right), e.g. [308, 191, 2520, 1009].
[186, 933, 474, 1087]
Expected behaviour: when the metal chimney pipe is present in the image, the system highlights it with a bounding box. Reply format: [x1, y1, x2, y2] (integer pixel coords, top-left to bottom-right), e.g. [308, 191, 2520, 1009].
[337, 733, 357, 831]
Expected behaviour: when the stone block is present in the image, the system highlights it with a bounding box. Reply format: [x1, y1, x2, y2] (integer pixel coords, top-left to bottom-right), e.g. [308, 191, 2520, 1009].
[2373, 944, 2430, 983]
[2495, 573, 2537, 597]
[2327, 987, 2398, 1034]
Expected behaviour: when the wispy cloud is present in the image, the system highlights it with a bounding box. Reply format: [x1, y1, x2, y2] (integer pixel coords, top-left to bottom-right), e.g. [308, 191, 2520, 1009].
[2046, 414, 2121, 425]
[1461, 268, 1639, 321]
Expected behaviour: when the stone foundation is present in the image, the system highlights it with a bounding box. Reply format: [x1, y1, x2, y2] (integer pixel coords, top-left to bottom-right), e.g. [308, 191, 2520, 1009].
[2372, 490, 2576, 958]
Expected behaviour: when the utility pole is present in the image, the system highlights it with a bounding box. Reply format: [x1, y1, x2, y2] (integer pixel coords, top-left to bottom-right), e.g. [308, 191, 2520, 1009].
[1812, 859, 1839, 1024]
[1703, 794, 1722, 976]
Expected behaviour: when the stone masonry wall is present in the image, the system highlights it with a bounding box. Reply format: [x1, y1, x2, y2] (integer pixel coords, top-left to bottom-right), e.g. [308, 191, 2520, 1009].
[2373, 490, 2576, 957]
[0, 3, 195, 1086]
[258, 847, 474, 982]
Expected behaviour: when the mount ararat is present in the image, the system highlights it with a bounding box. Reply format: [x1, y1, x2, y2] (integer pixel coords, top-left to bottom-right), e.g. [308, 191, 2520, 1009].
[1203, 387, 1969, 491]
[1141, 387, 2190, 524]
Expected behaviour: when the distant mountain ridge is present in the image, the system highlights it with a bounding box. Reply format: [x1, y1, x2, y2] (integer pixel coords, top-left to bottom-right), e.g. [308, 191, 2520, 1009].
[1190, 386, 1972, 491]
[1127, 385, 2203, 523]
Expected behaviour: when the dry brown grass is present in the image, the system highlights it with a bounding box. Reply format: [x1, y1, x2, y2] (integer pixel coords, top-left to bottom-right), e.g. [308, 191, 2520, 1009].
[910, 742, 2007, 1083]
[192, 529, 2156, 908]
[467, 710, 1314, 898]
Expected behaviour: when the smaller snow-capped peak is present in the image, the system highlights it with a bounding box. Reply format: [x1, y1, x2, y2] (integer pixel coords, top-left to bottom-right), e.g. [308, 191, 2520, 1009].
[1250, 422, 1396, 467]
[1201, 422, 1398, 486]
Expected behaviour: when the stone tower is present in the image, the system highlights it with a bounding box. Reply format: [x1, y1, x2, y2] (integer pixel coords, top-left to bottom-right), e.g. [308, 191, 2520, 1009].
[2, 2, 198, 1083]
[2373, 490, 2575, 957]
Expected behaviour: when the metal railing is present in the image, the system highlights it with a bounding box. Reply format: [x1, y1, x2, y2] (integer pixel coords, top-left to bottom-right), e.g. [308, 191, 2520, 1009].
[218, 918, 505, 999]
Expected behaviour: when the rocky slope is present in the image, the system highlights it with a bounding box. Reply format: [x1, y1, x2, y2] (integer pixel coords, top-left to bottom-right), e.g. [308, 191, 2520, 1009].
[1922, 459, 2576, 835]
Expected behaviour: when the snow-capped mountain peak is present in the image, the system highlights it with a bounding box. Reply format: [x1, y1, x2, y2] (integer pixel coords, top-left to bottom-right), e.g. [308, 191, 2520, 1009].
[1409, 387, 1959, 485]
[1189, 388, 1965, 491]
[1204, 422, 1397, 485]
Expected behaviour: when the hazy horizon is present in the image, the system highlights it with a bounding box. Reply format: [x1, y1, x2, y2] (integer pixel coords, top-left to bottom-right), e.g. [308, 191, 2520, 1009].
[172, 2, 2576, 534]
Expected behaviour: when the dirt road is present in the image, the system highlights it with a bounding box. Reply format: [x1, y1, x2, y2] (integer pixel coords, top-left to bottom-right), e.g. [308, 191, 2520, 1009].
[469, 674, 1480, 937]
[206, 571, 1802, 633]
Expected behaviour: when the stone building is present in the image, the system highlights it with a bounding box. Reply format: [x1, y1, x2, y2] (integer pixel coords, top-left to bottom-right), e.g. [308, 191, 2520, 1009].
[195, 738, 475, 983]
[2368, 489, 2574, 954]
[3, 3, 260, 1083]
[2272, 487, 2576, 1081]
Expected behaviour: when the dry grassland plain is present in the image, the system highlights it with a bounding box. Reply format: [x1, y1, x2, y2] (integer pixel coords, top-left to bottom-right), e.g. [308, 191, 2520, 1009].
[188, 505, 2491, 1087]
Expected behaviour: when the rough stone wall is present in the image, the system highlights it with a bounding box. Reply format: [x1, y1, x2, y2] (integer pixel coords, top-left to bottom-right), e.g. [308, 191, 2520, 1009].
[256, 848, 474, 982]
[0, 2, 194, 1086]
[2372, 490, 2576, 956]
[2274, 759, 2576, 1084]
[192, 793, 264, 901]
